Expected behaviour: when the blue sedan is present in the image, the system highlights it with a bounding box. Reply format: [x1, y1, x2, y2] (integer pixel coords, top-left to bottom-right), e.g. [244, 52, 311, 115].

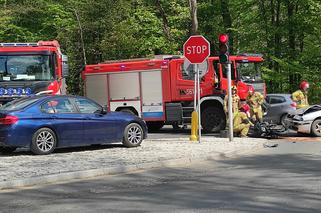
[0, 95, 148, 155]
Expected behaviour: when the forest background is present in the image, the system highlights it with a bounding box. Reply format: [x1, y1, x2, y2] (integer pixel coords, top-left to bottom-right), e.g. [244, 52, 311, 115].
[1, 0, 321, 103]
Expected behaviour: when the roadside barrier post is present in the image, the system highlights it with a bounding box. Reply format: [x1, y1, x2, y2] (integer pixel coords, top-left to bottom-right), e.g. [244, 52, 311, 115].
[227, 63, 234, 142]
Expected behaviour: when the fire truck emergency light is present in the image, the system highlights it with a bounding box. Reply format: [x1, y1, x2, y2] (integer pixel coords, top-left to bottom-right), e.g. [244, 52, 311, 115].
[0, 88, 32, 96]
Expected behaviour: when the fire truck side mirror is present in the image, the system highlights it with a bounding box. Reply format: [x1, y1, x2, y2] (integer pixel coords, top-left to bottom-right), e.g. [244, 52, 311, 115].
[61, 54, 69, 78]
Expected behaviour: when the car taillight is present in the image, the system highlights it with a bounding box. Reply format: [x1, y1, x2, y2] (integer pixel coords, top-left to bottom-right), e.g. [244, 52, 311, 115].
[291, 102, 297, 108]
[0, 115, 18, 125]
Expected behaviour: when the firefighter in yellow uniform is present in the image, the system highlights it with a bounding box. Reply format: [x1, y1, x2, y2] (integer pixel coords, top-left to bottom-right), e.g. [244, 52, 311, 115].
[292, 80, 309, 109]
[224, 85, 240, 117]
[247, 87, 264, 123]
[233, 104, 253, 137]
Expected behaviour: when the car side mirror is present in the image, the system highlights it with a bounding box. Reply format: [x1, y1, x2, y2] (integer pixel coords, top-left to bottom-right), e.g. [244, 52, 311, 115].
[101, 105, 109, 114]
[61, 54, 69, 78]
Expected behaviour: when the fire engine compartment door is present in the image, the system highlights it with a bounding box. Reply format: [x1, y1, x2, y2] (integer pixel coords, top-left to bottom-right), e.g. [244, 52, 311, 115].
[141, 70, 164, 120]
[85, 74, 108, 106]
[108, 72, 141, 116]
[109, 72, 140, 101]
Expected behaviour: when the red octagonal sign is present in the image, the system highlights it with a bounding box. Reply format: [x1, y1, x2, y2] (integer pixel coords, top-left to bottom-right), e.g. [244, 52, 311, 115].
[183, 35, 210, 64]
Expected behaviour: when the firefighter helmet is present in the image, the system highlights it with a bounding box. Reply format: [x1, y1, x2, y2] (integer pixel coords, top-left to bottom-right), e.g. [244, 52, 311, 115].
[231, 85, 237, 94]
[240, 103, 250, 113]
[248, 86, 255, 94]
[300, 80, 309, 90]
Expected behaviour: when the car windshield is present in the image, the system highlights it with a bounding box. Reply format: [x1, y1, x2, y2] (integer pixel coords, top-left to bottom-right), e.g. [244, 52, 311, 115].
[237, 62, 262, 83]
[0, 97, 40, 111]
[0, 55, 55, 81]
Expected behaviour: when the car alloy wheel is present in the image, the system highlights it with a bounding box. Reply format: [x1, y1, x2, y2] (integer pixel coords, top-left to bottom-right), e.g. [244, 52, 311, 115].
[36, 131, 55, 151]
[315, 123, 321, 133]
[311, 119, 321, 137]
[123, 123, 144, 147]
[128, 125, 142, 144]
[31, 128, 57, 155]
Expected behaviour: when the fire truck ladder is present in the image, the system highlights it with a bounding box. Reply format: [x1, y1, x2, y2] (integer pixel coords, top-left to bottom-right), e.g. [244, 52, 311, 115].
[182, 106, 194, 125]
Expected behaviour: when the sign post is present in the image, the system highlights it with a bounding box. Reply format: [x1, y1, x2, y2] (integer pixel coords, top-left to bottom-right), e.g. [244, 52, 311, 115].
[197, 64, 202, 142]
[227, 63, 233, 142]
[219, 34, 233, 142]
[183, 35, 210, 143]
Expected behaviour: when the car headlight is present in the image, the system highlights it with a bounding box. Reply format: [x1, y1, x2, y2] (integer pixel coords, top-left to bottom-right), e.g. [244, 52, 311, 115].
[293, 115, 303, 121]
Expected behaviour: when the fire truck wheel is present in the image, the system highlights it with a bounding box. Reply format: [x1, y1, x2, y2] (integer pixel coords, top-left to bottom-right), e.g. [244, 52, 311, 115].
[123, 123, 144, 147]
[201, 106, 226, 133]
[146, 121, 165, 132]
[119, 108, 136, 115]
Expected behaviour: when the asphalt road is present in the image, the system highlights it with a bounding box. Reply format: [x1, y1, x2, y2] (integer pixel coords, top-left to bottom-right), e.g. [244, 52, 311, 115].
[1, 139, 321, 213]
[149, 125, 321, 143]
[148, 125, 220, 139]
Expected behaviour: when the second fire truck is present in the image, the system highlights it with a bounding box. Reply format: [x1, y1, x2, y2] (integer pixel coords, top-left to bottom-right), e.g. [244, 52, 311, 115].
[0, 40, 69, 104]
[82, 54, 264, 132]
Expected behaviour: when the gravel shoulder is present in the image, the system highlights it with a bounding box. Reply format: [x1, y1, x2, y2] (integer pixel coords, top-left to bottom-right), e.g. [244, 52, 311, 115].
[0, 137, 265, 189]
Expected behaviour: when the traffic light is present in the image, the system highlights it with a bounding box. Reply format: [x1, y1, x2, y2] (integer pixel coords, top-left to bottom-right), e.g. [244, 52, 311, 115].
[218, 34, 229, 64]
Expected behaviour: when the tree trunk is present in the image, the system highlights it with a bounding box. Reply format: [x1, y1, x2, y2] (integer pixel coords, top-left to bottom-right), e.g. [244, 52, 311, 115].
[220, 0, 233, 53]
[287, 0, 297, 92]
[155, 0, 171, 40]
[274, 0, 282, 91]
[267, 0, 275, 73]
[287, 0, 295, 58]
[189, 0, 198, 35]
[259, 0, 269, 52]
[74, 9, 87, 65]
[297, 4, 304, 53]
[271, 0, 275, 26]
[270, 0, 282, 91]
[274, 0, 281, 58]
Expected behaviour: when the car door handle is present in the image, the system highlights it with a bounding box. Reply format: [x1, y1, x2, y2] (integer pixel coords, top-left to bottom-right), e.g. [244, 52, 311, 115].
[51, 115, 58, 119]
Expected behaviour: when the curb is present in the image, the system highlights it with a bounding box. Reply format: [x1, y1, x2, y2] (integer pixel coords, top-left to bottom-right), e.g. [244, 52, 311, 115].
[0, 141, 264, 190]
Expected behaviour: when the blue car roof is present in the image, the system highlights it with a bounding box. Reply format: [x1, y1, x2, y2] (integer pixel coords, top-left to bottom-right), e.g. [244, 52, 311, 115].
[1, 95, 95, 112]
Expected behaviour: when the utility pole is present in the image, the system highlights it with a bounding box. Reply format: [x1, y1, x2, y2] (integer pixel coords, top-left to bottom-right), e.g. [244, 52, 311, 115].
[74, 9, 87, 65]
[219, 34, 233, 141]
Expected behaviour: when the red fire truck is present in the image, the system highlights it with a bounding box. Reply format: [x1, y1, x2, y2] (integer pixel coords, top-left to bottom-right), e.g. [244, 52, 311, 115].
[82, 54, 264, 132]
[0, 40, 69, 104]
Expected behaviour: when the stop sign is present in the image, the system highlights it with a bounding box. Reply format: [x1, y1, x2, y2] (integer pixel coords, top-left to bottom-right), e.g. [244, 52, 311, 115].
[183, 35, 210, 64]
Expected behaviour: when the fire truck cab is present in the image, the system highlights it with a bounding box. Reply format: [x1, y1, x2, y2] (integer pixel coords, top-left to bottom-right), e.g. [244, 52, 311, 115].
[0, 41, 69, 104]
[83, 54, 264, 132]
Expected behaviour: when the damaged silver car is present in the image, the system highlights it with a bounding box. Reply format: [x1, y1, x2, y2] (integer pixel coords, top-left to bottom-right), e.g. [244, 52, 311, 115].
[285, 105, 321, 136]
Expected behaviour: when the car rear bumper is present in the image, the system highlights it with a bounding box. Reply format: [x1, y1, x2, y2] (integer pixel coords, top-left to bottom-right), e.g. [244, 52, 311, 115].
[0, 126, 24, 147]
[0, 136, 13, 148]
[285, 118, 312, 134]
